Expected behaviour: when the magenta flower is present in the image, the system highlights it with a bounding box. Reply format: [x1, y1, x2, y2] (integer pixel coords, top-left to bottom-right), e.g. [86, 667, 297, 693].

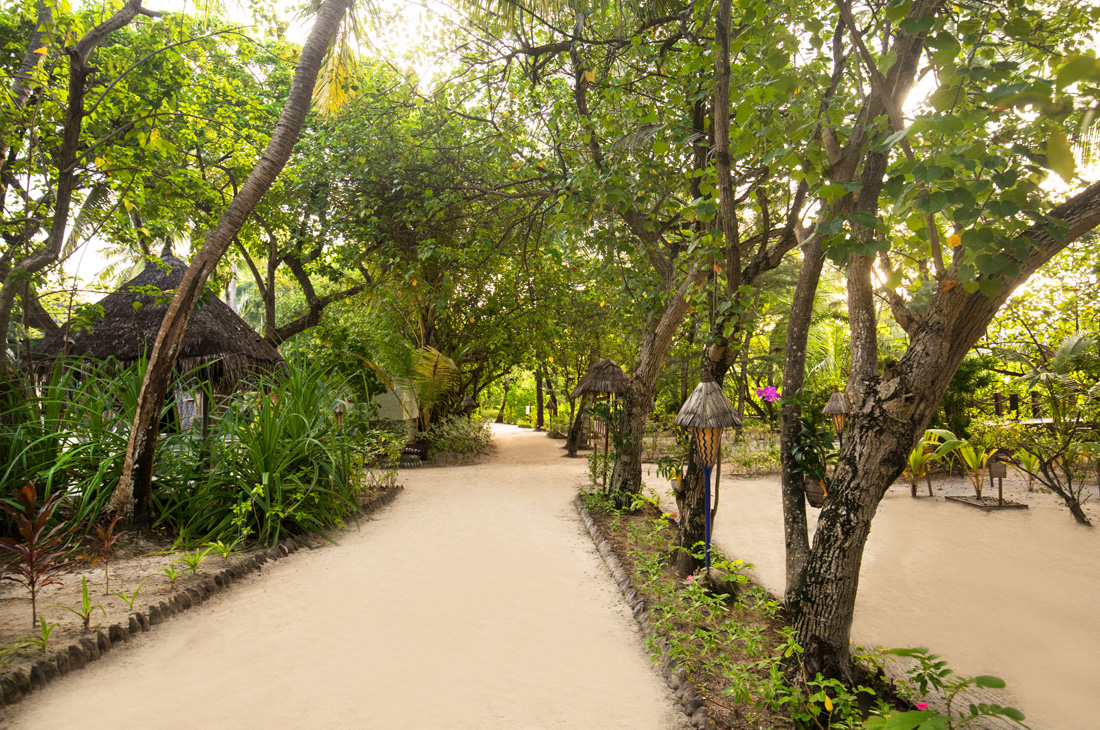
[916, 703, 929, 711]
[756, 386, 781, 403]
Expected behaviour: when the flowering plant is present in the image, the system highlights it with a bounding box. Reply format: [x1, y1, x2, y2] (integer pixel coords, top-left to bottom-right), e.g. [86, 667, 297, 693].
[755, 386, 780, 403]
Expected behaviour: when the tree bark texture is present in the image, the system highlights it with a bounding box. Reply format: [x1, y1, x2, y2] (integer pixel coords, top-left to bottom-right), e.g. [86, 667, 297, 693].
[608, 264, 706, 497]
[110, 0, 351, 522]
[778, 235, 826, 600]
[791, 180, 1100, 676]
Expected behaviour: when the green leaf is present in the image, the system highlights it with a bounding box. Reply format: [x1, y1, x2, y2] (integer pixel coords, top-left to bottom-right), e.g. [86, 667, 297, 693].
[1046, 130, 1076, 183]
[1055, 55, 1099, 90]
[886, 0, 911, 22]
[978, 279, 1002, 298]
[973, 675, 1006, 689]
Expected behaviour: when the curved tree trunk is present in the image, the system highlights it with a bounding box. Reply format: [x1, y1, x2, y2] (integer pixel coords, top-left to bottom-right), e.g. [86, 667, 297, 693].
[778, 235, 826, 600]
[110, 0, 352, 523]
[608, 265, 705, 498]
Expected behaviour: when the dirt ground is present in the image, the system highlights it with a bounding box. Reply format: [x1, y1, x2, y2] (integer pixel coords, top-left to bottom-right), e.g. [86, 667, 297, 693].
[2, 426, 691, 729]
[648, 464, 1100, 730]
[0, 531, 262, 679]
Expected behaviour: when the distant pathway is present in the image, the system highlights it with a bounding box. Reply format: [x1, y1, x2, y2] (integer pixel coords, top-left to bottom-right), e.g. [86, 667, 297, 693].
[4, 426, 689, 730]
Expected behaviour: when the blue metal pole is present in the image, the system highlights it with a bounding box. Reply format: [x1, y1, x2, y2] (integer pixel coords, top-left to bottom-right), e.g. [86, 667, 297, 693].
[703, 465, 713, 569]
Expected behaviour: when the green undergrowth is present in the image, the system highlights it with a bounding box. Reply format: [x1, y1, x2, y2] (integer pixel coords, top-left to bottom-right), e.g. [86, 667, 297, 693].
[583, 490, 1030, 730]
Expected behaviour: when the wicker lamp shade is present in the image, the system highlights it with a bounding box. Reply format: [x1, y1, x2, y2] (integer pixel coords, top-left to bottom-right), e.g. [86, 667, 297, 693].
[823, 388, 849, 436]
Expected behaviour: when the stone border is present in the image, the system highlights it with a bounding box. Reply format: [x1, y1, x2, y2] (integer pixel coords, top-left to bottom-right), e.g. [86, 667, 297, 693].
[573, 496, 713, 730]
[0, 485, 404, 710]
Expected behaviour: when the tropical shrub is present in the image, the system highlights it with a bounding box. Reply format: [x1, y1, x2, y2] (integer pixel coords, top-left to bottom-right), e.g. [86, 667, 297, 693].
[425, 415, 492, 458]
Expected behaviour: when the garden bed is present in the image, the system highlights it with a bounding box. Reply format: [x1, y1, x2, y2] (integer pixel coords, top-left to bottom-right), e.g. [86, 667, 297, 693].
[578, 495, 819, 729]
[0, 486, 402, 708]
[944, 495, 1029, 510]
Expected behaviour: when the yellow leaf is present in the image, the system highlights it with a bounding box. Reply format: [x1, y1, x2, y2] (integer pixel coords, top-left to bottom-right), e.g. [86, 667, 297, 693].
[824, 696, 833, 712]
[139, 227, 151, 236]
[947, 234, 961, 247]
[122, 199, 133, 212]
[548, 355, 554, 362]
[33, 46, 47, 55]
[584, 70, 595, 83]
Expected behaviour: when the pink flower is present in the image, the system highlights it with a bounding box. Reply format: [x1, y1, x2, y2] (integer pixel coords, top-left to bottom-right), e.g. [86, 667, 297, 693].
[686, 576, 694, 583]
[756, 386, 781, 403]
[916, 703, 929, 711]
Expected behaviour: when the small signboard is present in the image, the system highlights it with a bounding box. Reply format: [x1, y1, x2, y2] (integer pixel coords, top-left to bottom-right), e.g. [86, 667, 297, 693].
[988, 461, 1007, 479]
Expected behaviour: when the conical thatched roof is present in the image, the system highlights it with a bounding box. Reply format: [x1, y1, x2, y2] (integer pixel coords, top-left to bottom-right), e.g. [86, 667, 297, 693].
[30, 254, 283, 393]
[674, 372, 741, 429]
[571, 358, 628, 399]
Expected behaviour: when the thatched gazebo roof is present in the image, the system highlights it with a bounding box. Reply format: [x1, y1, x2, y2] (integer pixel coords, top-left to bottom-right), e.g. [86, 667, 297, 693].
[571, 358, 628, 399]
[674, 372, 741, 429]
[30, 253, 283, 393]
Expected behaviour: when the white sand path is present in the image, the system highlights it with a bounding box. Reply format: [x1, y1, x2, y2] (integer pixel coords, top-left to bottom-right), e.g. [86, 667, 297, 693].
[651, 470, 1100, 730]
[3, 425, 690, 730]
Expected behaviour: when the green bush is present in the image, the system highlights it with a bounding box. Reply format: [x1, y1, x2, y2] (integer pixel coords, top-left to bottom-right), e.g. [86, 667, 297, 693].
[425, 415, 492, 458]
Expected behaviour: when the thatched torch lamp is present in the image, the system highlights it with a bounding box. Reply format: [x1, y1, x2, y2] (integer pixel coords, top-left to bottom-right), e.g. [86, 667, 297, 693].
[823, 388, 849, 449]
[460, 395, 478, 420]
[571, 359, 629, 493]
[674, 371, 740, 569]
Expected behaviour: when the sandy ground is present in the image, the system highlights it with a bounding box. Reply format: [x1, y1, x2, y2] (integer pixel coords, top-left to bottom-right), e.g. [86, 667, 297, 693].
[649, 467, 1100, 730]
[3, 426, 690, 730]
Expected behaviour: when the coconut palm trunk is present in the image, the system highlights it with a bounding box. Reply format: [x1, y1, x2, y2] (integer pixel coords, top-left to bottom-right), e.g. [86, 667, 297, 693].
[110, 0, 352, 523]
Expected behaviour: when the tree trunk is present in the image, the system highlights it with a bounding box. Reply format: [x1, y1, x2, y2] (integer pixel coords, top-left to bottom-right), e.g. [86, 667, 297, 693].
[494, 380, 509, 424]
[608, 265, 706, 498]
[566, 394, 585, 455]
[790, 176, 1100, 675]
[0, 0, 155, 374]
[778, 235, 826, 600]
[535, 367, 545, 431]
[110, 0, 351, 523]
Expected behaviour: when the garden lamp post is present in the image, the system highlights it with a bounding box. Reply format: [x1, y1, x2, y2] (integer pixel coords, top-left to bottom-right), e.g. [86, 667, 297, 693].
[823, 387, 849, 449]
[674, 371, 740, 570]
[571, 359, 629, 493]
[460, 395, 477, 420]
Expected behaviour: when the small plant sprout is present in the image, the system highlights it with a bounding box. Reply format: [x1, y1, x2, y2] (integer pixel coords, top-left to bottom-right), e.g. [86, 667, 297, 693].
[109, 577, 149, 611]
[175, 547, 212, 574]
[161, 564, 181, 590]
[53, 575, 106, 631]
[26, 615, 60, 652]
[204, 539, 238, 559]
[0, 482, 75, 627]
[88, 515, 126, 593]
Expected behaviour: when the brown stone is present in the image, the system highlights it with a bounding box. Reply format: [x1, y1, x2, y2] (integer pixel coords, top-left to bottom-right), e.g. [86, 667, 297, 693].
[214, 573, 227, 588]
[668, 673, 681, 691]
[186, 587, 203, 605]
[67, 644, 86, 670]
[55, 650, 71, 675]
[159, 600, 173, 617]
[265, 547, 280, 560]
[11, 668, 31, 695]
[177, 592, 192, 610]
[29, 662, 46, 689]
[97, 630, 110, 653]
[148, 605, 163, 626]
[35, 657, 58, 683]
[691, 708, 711, 729]
[1, 676, 22, 705]
[684, 696, 705, 715]
[80, 637, 100, 661]
[110, 624, 131, 643]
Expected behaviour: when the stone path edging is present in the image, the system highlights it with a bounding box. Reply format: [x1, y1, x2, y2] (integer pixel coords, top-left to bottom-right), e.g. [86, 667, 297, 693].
[573, 495, 714, 730]
[0, 486, 404, 710]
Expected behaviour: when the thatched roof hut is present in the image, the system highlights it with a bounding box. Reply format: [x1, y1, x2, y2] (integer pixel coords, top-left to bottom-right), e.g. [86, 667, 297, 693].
[571, 358, 628, 399]
[30, 254, 283, 393]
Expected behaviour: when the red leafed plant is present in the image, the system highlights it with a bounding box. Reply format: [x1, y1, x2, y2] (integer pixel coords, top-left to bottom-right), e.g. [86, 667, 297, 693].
[0, 482, 74, 627]
[89, 515, 126, 593]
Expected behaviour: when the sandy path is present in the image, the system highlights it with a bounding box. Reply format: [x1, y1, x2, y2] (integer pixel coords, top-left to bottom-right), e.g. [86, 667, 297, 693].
[4, 426, 689, 730]
[657, 471, 1100, 730]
